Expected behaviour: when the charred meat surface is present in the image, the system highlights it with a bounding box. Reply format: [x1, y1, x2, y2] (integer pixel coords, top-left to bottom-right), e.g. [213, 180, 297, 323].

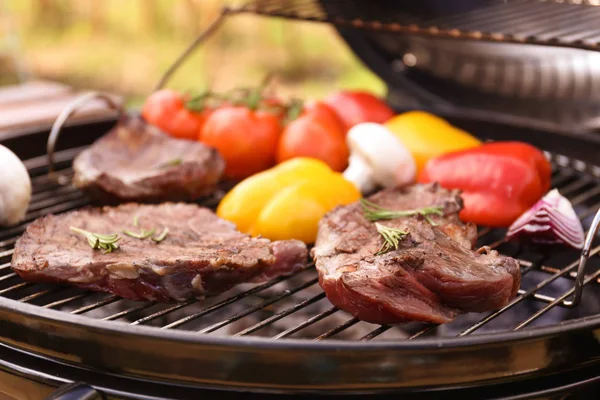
[11, 203, 308, 302]
[311, 183, 521, 325]
[72, 117, 225, 204]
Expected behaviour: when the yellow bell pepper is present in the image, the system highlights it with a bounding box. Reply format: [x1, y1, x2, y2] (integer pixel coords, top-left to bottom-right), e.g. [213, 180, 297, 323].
[384, 111, 481, 174]
[217, 157, 361, 243]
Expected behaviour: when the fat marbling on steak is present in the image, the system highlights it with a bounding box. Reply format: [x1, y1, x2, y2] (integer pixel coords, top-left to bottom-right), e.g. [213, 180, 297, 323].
[72, 117, 225, 204]
[311, 183, 521, 325]
[11, 203, 308, 302]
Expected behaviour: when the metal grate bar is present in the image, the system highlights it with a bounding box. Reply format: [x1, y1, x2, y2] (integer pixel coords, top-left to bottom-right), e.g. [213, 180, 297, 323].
[533, 12, 600, 40]
[18, 287, 63, 303]
[409, 325, 438, 340]
[518, 289, 556, 304]
[577, 200, 600, 220]
[0, 198, 89, 241]
[0, 282, 28, 295]
[315, 317, 360, 340]
[429, 3, 540, 29]
[477, 227, 492, 239]
[26, 191, 84, 214]
[234, 292, 327, 336]
[558, 176, 595, 196]
[130, 300, 196, 326]
[70, 295, 119, 315]
[161, 267, 314, 329]
[0, 273, 16, 283]
[454, 4, 571, 34]
[0, 238, 20, 249]
[540, 264, 597, 281]
[0, 249, 15, 259]
[569, 184, 600, 205]
[103, 302, 157, 321]
[514, 268, 600, 330]
[272, 307, 338, 339]
[29, 183, 77, 203]
[198, 278, 320, 334]
[360, 325, 392, 341]
[29, 169, 73, 188]
[43, 292, 88, 309]
[551, 171, 578, 188]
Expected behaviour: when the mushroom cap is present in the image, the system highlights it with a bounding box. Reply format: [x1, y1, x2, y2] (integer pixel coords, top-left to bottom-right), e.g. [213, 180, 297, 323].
[346, 122, 416, 188]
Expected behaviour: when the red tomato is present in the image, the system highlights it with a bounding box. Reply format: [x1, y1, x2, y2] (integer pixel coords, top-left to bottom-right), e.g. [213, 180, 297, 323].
[324, 90, 395, 131]
[142, 89, 210, 140]
[200, 106, 282, 179]
[276, 101, 349, 172]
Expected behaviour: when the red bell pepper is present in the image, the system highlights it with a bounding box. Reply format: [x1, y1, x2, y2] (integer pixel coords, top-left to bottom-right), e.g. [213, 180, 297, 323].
[418, 141, 552, 227]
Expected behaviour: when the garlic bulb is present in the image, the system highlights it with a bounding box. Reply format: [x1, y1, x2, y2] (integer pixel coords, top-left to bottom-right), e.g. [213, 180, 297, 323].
[0, 145, 31, 226]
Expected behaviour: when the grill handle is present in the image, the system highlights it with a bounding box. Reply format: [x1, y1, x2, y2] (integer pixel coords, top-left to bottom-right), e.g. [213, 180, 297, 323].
[47, 91, 124, 181]
[43, 382, 105, 400]
[567, 207, 600, 307]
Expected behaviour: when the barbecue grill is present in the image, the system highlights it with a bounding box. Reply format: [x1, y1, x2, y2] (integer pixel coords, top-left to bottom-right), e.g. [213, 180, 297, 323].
[3, 1, 600, 399]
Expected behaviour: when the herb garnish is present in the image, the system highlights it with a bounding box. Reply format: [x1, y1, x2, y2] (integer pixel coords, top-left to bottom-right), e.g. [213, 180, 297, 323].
[151, 228, 169, 243]
[123, 228, 155, 239]
[123, 215, 168, 243]
[70, 227, 121, 253]
[361, 199, 444, 226]
[156, 158, 183, 169]
[374, 223, 408, 256]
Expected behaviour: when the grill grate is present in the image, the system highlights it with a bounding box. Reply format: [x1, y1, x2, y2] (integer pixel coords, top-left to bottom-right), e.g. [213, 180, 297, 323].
[232, 0, 600, 52]
[1, 148, 600, 342]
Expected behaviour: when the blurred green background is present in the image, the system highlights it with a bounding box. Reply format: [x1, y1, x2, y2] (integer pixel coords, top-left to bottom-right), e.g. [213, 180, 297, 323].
[0, 0, 385, 107]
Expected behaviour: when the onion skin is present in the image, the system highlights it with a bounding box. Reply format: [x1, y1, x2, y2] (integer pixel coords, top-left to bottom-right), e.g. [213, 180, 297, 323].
[506, 189, 584, 249]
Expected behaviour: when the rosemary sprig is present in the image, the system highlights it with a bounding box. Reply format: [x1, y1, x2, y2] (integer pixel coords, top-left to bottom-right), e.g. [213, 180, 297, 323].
[70, 226, 121, 253]
[374, 223, 408, 256]
[123, 215, 169, 243]
[123, 228, 155, 239]
[123, 215, 156, 239]
[361, 199, 444, 226]
[156, 158, 183, 169]
[151, 228, 169, 243]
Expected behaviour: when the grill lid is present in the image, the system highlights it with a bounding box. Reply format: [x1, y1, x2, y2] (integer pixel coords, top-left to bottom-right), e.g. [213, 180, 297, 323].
[231, 0, 600, 130]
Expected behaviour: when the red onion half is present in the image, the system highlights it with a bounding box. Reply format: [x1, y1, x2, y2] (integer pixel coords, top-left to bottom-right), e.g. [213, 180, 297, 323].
[506, 189, 585, 249]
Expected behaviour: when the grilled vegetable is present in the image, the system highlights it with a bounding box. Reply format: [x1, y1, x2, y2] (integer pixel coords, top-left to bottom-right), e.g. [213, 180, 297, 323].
[276, 101, 348, 172]
[142, 89, 210, 140]
[506, 189, 584, 249]
[0, 145, 31, 226]
[217, 158, 360, 243]
[343, 123, 416, 194]
[418, 141, 552, 227]
[200, 105, 282, 180]
[323, 90, 395, 131]
[385, 111, 482, 175]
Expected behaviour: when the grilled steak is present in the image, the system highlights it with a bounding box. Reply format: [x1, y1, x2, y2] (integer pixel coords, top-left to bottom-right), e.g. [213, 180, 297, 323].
[11, 203, 308, 302]
[311, 183, 521, 325]
[72, 117, 225, 204]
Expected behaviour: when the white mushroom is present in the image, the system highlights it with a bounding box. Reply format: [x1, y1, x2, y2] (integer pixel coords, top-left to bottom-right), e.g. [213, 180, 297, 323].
[343, 122, 416, 194]
[0, 144, 31, 226]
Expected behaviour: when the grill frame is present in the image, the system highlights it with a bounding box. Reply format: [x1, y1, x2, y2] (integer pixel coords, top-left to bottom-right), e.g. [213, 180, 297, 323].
[3, 110, 600, 393]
